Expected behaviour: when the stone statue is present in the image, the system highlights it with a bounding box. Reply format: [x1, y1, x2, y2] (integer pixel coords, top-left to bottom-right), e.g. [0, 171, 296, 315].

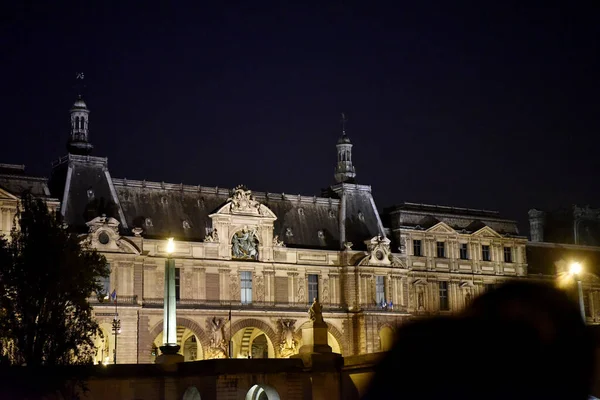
[209, 317, 225, 348]
[343, 241, 353, 250]
[229, 186, 260, 214]
[273, 235, 285, 247]
[278, 319, 297, 358]
[308, 298, 324, 324]
[232, 227, 258, 259]
[205, 228, 219, 243]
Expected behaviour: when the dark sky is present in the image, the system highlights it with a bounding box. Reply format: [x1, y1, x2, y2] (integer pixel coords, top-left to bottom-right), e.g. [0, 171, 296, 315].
[1, 1, 599, 232]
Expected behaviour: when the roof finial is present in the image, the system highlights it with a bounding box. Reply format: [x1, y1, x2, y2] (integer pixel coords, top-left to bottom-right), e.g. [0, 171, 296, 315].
[340, 112, 347, 136]
[75, 72, 85, 98]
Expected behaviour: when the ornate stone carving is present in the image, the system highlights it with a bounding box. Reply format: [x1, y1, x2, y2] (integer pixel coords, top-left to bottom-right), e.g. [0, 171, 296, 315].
[278, 319, 298, 358]
[363, 235, 392, 266]
[204, 228, 219, 243]
[156, 269, 164, 300]
[232, 227, 258, 260]
[230, 273, 240, 301]
[255, 275, 265, 302]
[228, 186, 261, 214]
[322, 278, 330, 303]
[308, 298, 324, 323]
[273, 235, 285, 247]
[184, 271, 193, 298]
[399, 236, 407, 254]
[132, 227, 143, 237]
[206, 317, 228, 359]
[297, 277, 306, 303]
[86, 214, 120, 235]
[343, 241, 353, 250]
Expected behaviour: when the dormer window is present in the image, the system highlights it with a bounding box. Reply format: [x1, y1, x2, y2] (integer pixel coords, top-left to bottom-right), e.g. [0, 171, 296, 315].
[145, 218, 153, 227]
[298, 208, 305, 216]
[86, 188, 94, 200]
[183, 220, 191, 230]
[286, 227, 293, 238]
[358, 211, 365, 221]
[317, 230, 325, 239]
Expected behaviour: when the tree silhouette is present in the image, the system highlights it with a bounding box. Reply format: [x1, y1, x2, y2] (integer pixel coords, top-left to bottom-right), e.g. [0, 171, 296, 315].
[0, 192, 109, 368]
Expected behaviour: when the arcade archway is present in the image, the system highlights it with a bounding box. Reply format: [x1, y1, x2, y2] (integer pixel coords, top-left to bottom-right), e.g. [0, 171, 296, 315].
[379, 326, 394, 352]
[245, 384, 280, 400]
[231, 327, 275, 358]
[151, 326, 204, 362]
[93, 324, 112, 365]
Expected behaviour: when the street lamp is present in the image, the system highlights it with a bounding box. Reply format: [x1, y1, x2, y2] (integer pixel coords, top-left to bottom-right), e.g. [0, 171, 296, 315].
[569, 262, 586, 321]
[159, 237, 180, 359]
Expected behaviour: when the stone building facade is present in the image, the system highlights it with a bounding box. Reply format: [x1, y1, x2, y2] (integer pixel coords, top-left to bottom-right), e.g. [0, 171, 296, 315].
[1, 96, 594, 366]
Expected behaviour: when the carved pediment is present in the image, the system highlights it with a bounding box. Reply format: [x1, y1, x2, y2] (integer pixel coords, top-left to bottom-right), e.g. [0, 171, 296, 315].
[213, 186, 276, 219]
[0, 187, 18, 201]
[360, 235, 393, 266]
[426, 222, 456, 234]
[471, 226, 502, 238]
[86, 215, 120, 235]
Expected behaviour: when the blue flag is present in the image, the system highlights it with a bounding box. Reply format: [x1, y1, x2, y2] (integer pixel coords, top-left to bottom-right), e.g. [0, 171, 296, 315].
[110, 289, 117, 302]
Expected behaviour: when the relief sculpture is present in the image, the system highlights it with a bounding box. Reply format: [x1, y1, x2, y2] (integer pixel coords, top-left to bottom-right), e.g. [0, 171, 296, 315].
[230, 273, 240, 301]
[232, 226, 259, 260]
[206, 317, 228, 359]
[255, 275, 265, 302]
[278, 319, 298, 358]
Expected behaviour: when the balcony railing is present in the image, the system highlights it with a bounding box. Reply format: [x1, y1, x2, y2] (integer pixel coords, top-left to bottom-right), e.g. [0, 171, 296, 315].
[141, 298, 345, 311]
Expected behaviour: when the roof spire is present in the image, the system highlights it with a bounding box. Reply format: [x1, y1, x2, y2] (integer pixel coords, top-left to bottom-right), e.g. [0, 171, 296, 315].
[67, 72, 93, 155]
[334, 112, 356, 183]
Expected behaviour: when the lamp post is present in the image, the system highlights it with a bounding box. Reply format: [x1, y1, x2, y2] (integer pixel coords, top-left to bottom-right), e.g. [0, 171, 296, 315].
[157, 237, 183, 364]
[569, 262, 586, 321]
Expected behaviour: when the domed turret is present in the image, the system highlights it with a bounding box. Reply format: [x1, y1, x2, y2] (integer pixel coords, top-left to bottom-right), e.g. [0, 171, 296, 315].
[67, 96, 93, 155]
[334, 113, 356, 183]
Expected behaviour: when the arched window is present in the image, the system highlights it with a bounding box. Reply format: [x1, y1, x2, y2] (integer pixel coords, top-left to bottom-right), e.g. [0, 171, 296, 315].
[182, 386, 201, 400]
[80, 117, 85, 130]
[75, 117, 80, 131]
[246, 384, 280, 400]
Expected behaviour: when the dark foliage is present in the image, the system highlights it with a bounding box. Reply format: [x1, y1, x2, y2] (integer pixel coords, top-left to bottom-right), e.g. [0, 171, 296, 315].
[0, 192, 109, 367]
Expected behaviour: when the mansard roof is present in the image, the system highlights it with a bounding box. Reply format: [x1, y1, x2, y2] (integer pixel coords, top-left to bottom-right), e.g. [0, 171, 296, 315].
[112, 179, 345, 249]
[0, 164, 54, 199]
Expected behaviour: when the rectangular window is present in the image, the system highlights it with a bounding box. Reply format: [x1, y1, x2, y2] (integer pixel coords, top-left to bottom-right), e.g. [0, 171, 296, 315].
[583, 291, 591, 318]
[308, 274, 319, 303]
[413, 240, 422, 256]
[503, 247, 512, 263]
[439, 281, 449, 311]
[459, 243, 468, 260]
[436, 242, 445, 258]
[175, 268, 181, 301]
[241, 271, 253, 304]
[376, 276, 386, 305]
[482, 245, 491, 261]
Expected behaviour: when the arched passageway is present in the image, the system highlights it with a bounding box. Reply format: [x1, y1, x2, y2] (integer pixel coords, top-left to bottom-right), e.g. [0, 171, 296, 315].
[379, 326, 394, 352]
[231, 327, 276, 358]
[182, 386, 201, 400]
[246, 384, 280, 400]
[93, 324, 112, 365]
[151, 326, 204, 362]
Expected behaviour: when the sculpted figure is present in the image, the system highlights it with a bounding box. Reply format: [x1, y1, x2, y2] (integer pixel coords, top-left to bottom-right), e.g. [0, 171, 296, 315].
[308, 298, 324, 324]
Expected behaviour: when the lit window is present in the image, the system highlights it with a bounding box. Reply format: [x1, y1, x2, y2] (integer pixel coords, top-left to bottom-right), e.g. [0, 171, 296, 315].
[413, 240, 422, 256]
[459, 243, 468, 260]
[308, 274, 319, 303]
[436, 242, 445, 258]
[482, 245, 491, 261]
[439, 281, 449, 311]
[241, 271, 252, 305]
[503, 247, 512, 263]
[97, 263, 111, 299]
[376, 276, 386, 305]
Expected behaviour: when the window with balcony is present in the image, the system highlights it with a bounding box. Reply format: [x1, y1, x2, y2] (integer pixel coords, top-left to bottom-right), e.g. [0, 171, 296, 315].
[459, 243, 469, 260]
[241, 271, 253, 304]
[436, 242, 446, 258]
[413, 240, 422, 256]
[308, 274, 319, 303]
[503, 247, 512, 263]
[482, 245, 491, 261]
[439, 281, 449, 311]
[376, 276, 385, 305]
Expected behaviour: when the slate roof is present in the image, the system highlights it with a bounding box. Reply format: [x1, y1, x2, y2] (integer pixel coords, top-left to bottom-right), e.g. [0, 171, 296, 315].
[386, 202, 520, 235]
[0, 164, 53, 198]
[526, 242, 600, 276]
[112, 179, 344, 249]
[50, 155, 124, 231]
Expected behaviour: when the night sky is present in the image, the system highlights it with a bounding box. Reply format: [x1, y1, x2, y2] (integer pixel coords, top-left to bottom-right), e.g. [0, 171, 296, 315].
[1, 1, 598, 233]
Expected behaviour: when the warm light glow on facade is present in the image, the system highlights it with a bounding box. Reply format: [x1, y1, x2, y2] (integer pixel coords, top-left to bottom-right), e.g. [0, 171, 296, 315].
[166, 237, 175, 254]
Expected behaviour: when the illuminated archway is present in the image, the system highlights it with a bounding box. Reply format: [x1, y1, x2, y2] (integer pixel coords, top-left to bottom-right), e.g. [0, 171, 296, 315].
[182, 386, 201, 400]
[379, 326, 395, 352]
[152, 326, 204, 362]
[245, 384, 280, 400]
[231, 327, 275, 358]
[93, 324, 112, 365]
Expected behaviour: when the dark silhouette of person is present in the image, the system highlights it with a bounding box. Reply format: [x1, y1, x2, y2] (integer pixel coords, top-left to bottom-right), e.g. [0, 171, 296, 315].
[363, 281, 594, 400]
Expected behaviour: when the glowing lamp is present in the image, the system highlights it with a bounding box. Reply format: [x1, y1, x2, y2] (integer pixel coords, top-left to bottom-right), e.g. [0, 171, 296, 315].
[166, 238, 175, 254]
[569, 262, 582, 276]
